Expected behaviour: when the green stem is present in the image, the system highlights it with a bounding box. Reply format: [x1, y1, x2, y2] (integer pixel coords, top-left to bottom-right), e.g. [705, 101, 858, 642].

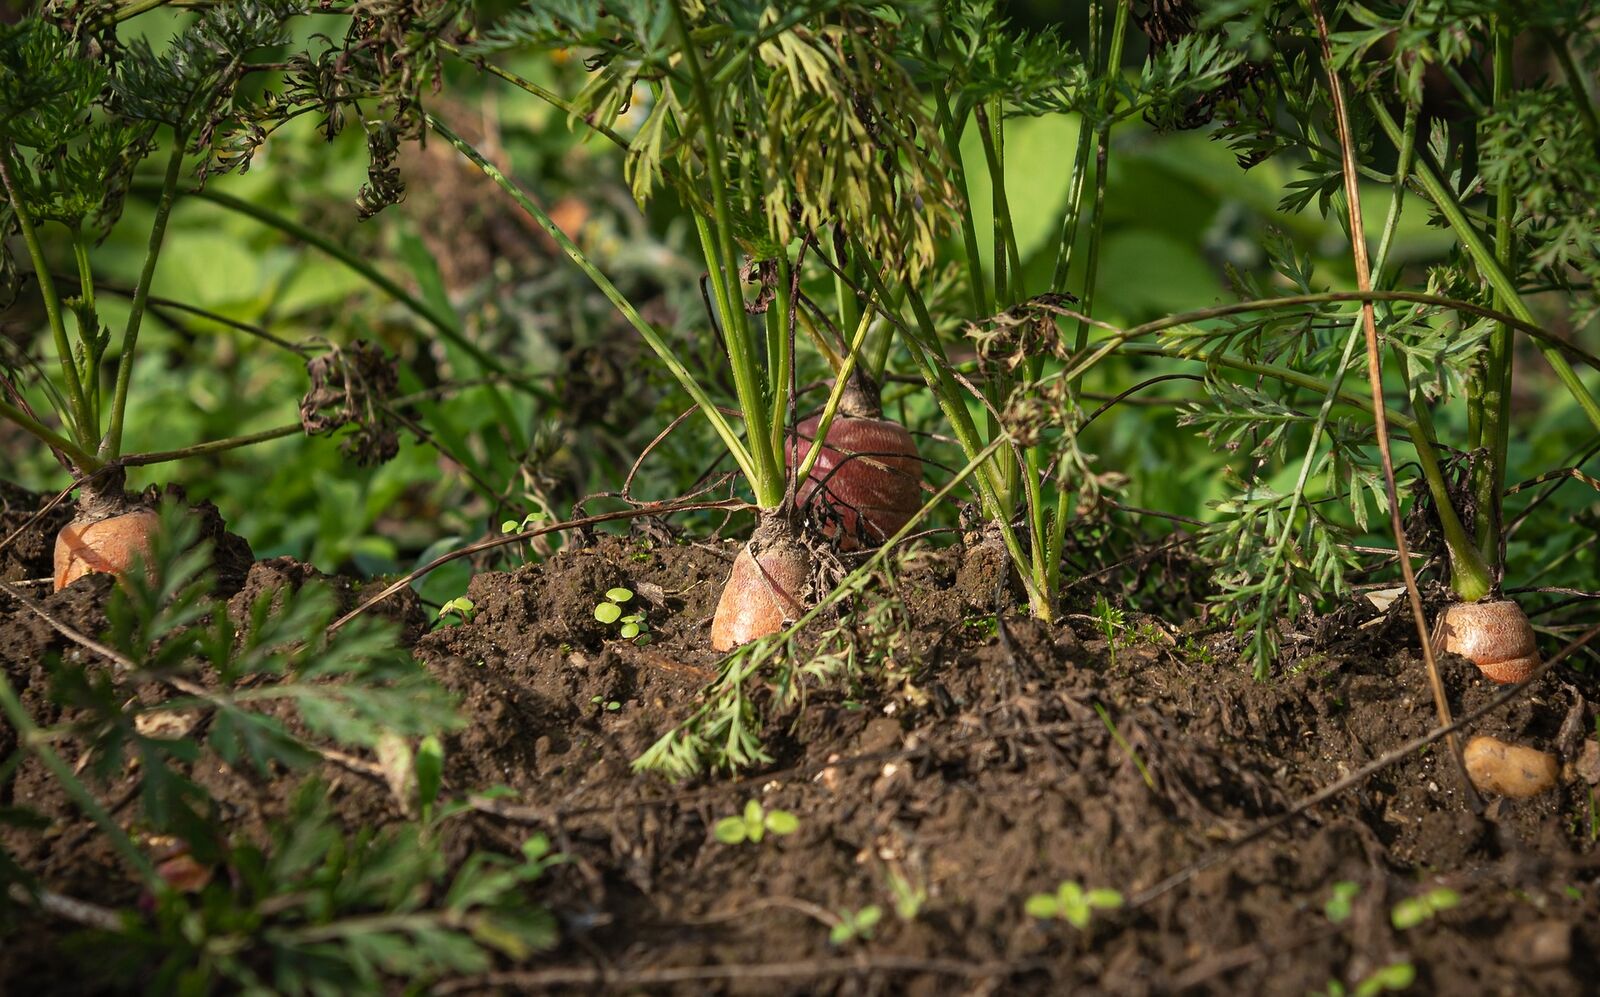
[0, 398, 103, 470]
[858, 256, 1046, 616]
[934, 87, 990, 318]
[767, 252, 794, 466]
[1371, 96, 1600, 435]
[973, 100, 1019, 507]
[71, 230, 101, 430]
[430, 116, 758, 488]
[673, 1, 781, 507]
[444, 44, 631, 151]
[975, 100, 1021, 307]
[0, 143, 93, 448]
[1047, 0, 1130, 598]
[102, 139, 185, 460]
[119, 423, 302, 467]
[1474, 23, 1515, 574]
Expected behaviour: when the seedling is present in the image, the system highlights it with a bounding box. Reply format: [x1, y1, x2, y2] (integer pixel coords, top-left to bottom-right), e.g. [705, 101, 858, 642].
[828, 905, 883, 946]
[1390, 888, 1460, 930]
[593, 587, 651, 644]
[1092, 594, 1127, 668]
[1323, 881, 1360, 924]
[589, 696, 621, 713]
[1320, 963, 1416, 997]
[1024, 881, 1124, 929]
[501, 512, 546, 534]
[437, 596, 476, 626]
[886, 867, 927, 922]
[713, 800, 799, 845]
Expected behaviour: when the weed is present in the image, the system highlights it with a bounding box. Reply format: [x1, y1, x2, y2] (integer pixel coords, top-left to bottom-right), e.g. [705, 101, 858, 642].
[1024, 881, 1124, 929]
[593, 587, 650, 644]
[1092, 593, 1127, 660]
[437, 596, 476, 626]
[712, 800, 799, 846]
[828, 905, 883, 946]
[1390, 888, 1461, 930]
[1323, 881, 1360, 924]
[1319, 963, 1416, 997]
[589, 696, 622, 714]
[886, 866, 928, 922]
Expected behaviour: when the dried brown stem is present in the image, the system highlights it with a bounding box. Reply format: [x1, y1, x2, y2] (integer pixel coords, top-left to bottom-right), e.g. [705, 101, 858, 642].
[1307, 0, 1478, 811]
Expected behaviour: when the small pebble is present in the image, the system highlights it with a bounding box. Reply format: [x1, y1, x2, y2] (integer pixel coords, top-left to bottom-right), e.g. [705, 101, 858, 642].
[1463, 736, 1559, 798]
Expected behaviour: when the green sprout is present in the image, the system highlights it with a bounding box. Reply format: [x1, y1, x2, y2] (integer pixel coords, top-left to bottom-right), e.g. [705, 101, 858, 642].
[593, 587, 651, 644]
[1324, 881, 1360, 923]
[501, 512, 545, 534]
[589, 696, 621, 713]
[828, 905, 883, 946]
[1390, 888, 1460, 930]
[1321, 963, 1417, 997]
[1024, 881, 1124, 929]
[1092, 594, 1126, 666]
[437, 596, 475, 625]
[713, 800, 799, 845]
[886, 868, 927, 922]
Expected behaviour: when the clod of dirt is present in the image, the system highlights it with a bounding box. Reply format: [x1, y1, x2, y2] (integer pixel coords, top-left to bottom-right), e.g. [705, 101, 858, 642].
[0, 482, 73, 582]
[1463, 735, 1559, 798]
[1496, 920, 1574, 968]
[228, 556, 426, 643]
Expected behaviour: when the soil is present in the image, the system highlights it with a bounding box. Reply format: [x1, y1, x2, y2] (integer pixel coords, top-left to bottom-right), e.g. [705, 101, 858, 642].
[2, 483, 1598, 995]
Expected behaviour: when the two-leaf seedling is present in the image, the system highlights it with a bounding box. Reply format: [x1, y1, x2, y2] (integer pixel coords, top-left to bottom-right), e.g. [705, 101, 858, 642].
[594, 587, 650, 644]
[829, 905, 882, 945]
[437, 596, 475, 626]
[1321, 964, 1416, 997]
[1324, 880, 1360, 923]
[713, 800, 798, 845]
[1024, 881, 1123, 929]
[501, 512, 546, 535]
[1390, 887, 1459, 930]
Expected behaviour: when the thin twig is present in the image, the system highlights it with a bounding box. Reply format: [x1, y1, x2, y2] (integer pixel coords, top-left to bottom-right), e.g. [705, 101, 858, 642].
[430, 956, 1033, 994]
[1308, 0, 1479, 812]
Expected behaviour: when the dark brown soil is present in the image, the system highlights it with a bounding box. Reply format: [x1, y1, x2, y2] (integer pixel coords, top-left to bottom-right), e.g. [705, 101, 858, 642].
[2, 488, 1598, 995]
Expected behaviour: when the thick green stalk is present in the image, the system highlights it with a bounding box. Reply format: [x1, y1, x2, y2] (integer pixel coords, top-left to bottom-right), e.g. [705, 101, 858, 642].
[859, 258, 1048, 617]
[1046, 0, 1131, 598]
[767, 253, 794, 467]
[102, 139, 185, 460]
[976, 100, 1022, 306]
[0, 143, 93, 448]
[974, 99, 1020, 514]
[432, 118, 758, 487]
[1370, 97, 1600, 435]
[0, 398, 103, 470]
[674, 2, 782, 507]
[933, 87, 990, 318]
[1473, 23, 1515, 573]
[71, 230, 101, 429]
